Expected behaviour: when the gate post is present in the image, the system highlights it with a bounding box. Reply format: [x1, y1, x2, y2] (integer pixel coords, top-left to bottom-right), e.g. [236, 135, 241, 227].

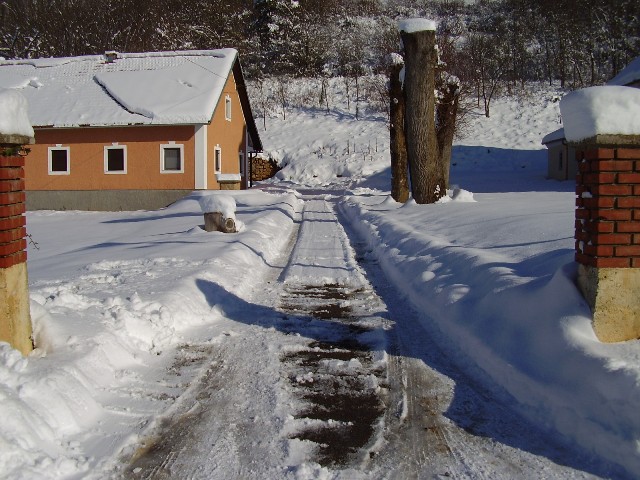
[573, 138, 640, 342]
[0, 134, 34, 355]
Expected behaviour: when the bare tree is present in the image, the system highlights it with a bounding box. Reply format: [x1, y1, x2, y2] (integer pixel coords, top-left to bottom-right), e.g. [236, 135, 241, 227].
[276, 76, 289, 120]
[463, 32, 505, 118]
[401, 26, 445, 204]
[436, 72, 460, 187]
[389, 57, 409, 203]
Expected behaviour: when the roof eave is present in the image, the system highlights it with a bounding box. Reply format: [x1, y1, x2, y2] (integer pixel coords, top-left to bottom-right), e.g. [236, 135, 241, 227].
[232, 58, 263, 152]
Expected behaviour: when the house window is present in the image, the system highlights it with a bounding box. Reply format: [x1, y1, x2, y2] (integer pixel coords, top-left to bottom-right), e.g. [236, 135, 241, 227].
[104, 145, 127, 174]
[161, 143, 184, 173]
[225, 95, 232, 121]
[48, 146, 70, 175]
[214, 145, 222, 173]
[239, 151, 245, 176]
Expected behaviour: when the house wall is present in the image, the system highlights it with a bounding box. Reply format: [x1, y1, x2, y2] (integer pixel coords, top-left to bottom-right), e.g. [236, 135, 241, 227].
[205, 70, 247, 190]
[27, 125, 196, 191]
[26, 125, 198, 210]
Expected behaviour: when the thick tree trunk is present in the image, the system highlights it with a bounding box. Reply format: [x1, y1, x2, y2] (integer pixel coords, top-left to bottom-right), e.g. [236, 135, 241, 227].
[401, 28, 443, 204]
[436, 82, 459, 189]
[389, 61, 409, 203]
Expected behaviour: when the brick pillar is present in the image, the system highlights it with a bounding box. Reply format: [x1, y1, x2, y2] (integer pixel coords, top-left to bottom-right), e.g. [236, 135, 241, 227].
[0, 136, 33, 355]
[574, 141, 640, 342]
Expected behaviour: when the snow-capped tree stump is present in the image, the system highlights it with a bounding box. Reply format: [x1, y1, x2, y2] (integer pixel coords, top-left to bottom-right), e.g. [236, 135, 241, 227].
[199, 194, 237, 233]
[204, 212, 236, 233]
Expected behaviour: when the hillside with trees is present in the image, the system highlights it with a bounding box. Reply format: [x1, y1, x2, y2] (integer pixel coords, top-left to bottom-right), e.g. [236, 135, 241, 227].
[2, 0, 639, 111]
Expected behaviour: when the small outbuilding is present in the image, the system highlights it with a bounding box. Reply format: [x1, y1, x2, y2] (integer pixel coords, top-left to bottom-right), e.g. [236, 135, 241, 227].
[542, 127, 578, 181]
[0, 49, 262, 210]
[542, 55, 640, 181]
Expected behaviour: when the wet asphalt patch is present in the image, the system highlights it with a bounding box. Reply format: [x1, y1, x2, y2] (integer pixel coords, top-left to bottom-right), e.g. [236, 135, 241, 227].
[279, 284, 386, 467]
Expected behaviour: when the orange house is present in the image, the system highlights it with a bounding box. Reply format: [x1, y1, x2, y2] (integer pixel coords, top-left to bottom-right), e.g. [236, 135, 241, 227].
[0, 49, 262, 210]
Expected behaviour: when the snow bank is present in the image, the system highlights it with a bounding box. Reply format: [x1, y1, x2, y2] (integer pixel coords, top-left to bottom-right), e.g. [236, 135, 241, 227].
[0, 89, 34, 137]
[341, 193, 640, 476]
[398, 18, 437, 33]
[0, 190, 304, 479]
[560, 86, 640, 142]
[437, 187, 476, 203]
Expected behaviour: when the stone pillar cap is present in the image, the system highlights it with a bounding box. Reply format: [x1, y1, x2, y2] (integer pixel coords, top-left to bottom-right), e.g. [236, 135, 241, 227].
[568, 134, 640, 148]
[0, 134, 35, 146]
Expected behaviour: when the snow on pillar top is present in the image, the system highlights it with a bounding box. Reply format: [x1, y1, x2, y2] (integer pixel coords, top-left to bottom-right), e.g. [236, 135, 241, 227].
[559, 86, 640, 144]
[398, 18, 437, 34]
[0, 89, 35, 142]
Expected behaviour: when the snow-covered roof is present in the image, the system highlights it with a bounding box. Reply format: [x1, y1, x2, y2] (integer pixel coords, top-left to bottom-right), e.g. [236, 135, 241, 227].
[560, 85, 640, 142]
[541, 127, 565, 145]
[608, 56, 640, 87]
[0, 49, 239, 128]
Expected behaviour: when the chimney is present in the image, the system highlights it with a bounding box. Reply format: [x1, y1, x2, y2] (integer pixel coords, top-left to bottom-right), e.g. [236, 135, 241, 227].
[104, 51, 118, 63]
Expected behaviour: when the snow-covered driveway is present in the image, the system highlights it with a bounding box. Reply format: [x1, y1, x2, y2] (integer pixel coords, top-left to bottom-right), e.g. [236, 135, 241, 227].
[117, 195, 611, 479]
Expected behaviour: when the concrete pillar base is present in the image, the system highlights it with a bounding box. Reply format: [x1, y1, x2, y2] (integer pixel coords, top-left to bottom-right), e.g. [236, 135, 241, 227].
[578, 264, 640, 342]
[0, 262, 33, 355]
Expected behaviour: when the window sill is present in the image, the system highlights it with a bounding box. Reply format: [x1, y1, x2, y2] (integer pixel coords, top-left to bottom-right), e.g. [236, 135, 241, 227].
[216, 173, 241, 182]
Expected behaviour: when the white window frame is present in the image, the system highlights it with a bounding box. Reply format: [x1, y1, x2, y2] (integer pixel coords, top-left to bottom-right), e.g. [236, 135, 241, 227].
[104, 144, 127, 174]
[160, 143, 185, 174]
[214, 145, 222, 173]
[48, 145, 70, 175]
[225, 94, 232, 121]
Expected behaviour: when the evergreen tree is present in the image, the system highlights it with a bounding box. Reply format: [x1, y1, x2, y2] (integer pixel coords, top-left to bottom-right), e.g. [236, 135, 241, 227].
[251, 0, 301, 74]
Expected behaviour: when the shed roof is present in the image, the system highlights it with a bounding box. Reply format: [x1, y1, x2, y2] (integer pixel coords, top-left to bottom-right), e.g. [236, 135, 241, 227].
[542, 127, 565, 145]
[608, 56, 640, 87]
[0, 49, 239, 128]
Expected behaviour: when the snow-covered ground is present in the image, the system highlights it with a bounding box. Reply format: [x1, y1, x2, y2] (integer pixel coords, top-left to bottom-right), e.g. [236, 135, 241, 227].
[2, 80, 639, 478]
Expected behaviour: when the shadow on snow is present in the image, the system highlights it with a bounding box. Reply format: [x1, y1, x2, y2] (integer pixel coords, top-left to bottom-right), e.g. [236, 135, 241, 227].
[193, 269, 630, 479]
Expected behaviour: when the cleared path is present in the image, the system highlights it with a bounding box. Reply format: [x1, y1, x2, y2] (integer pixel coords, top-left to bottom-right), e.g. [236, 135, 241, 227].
[122, 195, 612, 479]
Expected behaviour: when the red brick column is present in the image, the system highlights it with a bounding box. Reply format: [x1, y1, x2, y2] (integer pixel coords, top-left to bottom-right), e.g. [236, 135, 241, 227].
[0, 137, 33, 356]
[575, 146, 640, 268]
[573, 142, 640, 342]
[0, 154, 27, 269]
